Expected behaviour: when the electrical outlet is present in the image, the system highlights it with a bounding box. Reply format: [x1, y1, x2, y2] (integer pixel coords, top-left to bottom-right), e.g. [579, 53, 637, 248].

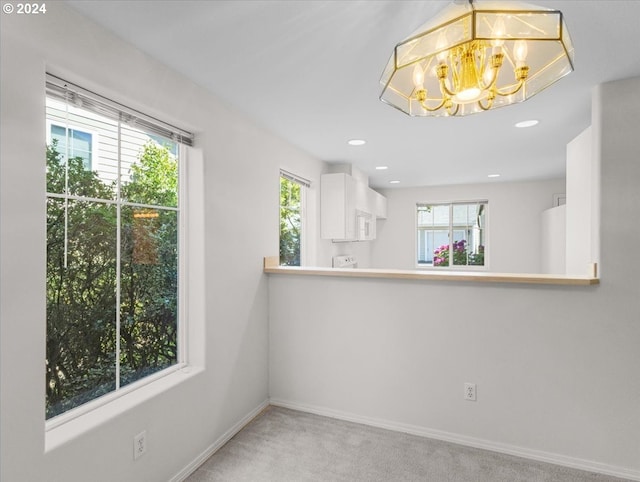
[134, 430, 147, 460]
[464, 383, 477, 401]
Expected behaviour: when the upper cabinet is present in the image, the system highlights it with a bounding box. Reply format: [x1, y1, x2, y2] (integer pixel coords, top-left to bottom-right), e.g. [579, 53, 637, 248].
[321, 173, 356, 240]
[321, 172, 386, 241]
[372, 189, 387, 219]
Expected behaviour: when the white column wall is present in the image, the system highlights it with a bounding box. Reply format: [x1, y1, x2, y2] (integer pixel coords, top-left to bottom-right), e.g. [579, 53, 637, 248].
[541, 205, 567, 274]
[566, 127, 598, 275]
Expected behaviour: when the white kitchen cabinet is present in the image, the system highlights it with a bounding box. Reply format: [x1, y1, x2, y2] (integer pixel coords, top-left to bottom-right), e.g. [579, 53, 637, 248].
[321, 173, 387, 241]
[372, 189, 387, 219]
[321, 173, 357, 240]
[354, 176, 371, 212]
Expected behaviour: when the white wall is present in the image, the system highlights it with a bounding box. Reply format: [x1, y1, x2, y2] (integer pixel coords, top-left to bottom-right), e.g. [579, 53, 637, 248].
[541, 205, 566, 274]
[371, 179, 565, 273]
[0, 4, 327, 481]
[269, 76, 640, 480]
[566, 127, 598, 275]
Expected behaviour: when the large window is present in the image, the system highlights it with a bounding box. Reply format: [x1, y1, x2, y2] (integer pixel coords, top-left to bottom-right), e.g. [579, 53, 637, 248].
[45, 74, 193, 420]
[279, 171, 308, 266]
[417, 201, 487, 267]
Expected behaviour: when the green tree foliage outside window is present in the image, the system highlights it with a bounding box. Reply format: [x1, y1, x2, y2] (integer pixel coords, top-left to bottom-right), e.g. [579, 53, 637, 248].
[279, 177, 301, 266]
[46, 140, 179, 419]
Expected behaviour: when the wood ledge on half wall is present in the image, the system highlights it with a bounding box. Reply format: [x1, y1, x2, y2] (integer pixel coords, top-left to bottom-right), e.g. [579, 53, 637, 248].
[263, 257, 600, 286]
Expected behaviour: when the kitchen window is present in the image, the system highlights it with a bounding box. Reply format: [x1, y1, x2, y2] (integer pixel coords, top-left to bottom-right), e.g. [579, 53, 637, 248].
[45, 74, 193, 422]
[417, 201, 487, 268]
[279, 170, 309, 266]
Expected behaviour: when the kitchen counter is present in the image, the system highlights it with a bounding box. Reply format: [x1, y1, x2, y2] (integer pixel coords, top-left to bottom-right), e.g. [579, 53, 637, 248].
[263, 257, 600, 286]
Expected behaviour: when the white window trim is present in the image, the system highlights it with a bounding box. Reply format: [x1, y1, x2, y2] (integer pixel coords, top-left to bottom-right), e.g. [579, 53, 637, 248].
[43, 72, 202, 445]
[300, 185, 307, 266]
[279, 171, 308, 267]
[45, 366, 204, 452]
[415, 200, 489, 271]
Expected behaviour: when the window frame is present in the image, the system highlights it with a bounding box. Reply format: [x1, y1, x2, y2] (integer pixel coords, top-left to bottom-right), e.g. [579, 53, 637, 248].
[44, 77, 192, 428]
[415, 200, 488, 270]
[279, 170, 309, 267]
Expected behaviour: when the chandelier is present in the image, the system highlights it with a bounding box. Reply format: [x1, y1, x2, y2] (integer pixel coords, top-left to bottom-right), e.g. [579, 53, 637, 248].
[379, 0, 574, 117]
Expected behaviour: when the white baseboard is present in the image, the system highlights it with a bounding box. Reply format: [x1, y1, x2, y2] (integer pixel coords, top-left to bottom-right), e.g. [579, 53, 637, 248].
[170, 399, 270, 482]
[270, 398, 640, 482]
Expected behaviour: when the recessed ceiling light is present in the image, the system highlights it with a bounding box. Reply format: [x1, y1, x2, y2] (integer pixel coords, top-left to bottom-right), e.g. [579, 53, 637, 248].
[515, 120, 539, 128]
[347, 139, 366, 146]
[389, 180, 400, 184]
[488, 174, 501, 178]
[376, 166, 388, 170]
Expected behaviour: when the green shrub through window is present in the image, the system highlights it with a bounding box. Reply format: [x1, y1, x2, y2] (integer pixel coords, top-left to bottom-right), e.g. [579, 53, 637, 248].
[45, 77, 190, 420]
[417, 202, 486, 268]
[279, 175, 303, 266]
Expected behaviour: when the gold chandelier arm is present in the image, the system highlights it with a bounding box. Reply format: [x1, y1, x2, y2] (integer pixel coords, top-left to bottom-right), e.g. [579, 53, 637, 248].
[438, 76, 457, 98]
[482, 53, 504, 90]
[415, 88, 448, 112]
[478, 96, 494, 111]
[495, 65, 529, 97]
[495, 79, 525, 97]
[446, 102, 460, 116]
[434, 64, 458, 98]
[420, 97, 448, 112]
[481, 69, 498, 91]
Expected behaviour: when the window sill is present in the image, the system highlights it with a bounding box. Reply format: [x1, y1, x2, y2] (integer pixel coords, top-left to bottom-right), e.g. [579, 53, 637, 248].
[263, 257, 599, 286]
[416, 264, 487, 271]
[45, 365, 203, 453]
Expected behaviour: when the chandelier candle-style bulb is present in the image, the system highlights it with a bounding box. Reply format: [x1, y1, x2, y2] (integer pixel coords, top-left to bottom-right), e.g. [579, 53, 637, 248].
[379, 0, 574, 117]
[413, 64, 425, 89]
[514, 40, 529, 65]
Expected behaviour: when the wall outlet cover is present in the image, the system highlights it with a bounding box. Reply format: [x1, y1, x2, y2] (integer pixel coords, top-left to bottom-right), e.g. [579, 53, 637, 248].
[464, 383, 477, 401]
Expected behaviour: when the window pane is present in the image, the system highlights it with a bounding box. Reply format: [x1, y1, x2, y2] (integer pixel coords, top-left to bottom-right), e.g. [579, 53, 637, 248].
[452, 233, 469, 265]
[71, 129, 92, 154]
[453, 203, 487, 266]
[121, 125, 179, 208]
[46, 199, 117, 419]
[280, 177, 301, 266]
[50, 124, 67, 152]
[452, 204, 468, 225]
[120, 207, 178, 387]
[69, 129, 93, 169]
[49, 125, 92, 170]
[417, 205, 433, 226]
[47, 138, 114, 200]
[47, 98, 118, 199]
[432, 231, 451, 266]
[432, 204, 449, 226]
[418, 229, 449, 264]
[417, 229, 429, 263]
[469, 203, 486, 266]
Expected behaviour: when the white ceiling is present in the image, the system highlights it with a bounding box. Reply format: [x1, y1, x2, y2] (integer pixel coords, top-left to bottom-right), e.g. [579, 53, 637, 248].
[67, 0, 640, 189]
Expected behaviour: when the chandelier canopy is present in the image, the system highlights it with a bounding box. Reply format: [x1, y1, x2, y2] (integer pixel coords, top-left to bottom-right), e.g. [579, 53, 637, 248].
[379, 0, 574, 117]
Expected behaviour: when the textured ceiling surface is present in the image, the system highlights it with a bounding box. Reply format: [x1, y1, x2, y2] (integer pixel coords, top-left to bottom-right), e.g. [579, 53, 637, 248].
[67, 0, 640, 188]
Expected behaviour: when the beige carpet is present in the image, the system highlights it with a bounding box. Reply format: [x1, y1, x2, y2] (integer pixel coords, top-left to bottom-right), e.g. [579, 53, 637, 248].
[186, 406, 631, 482]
